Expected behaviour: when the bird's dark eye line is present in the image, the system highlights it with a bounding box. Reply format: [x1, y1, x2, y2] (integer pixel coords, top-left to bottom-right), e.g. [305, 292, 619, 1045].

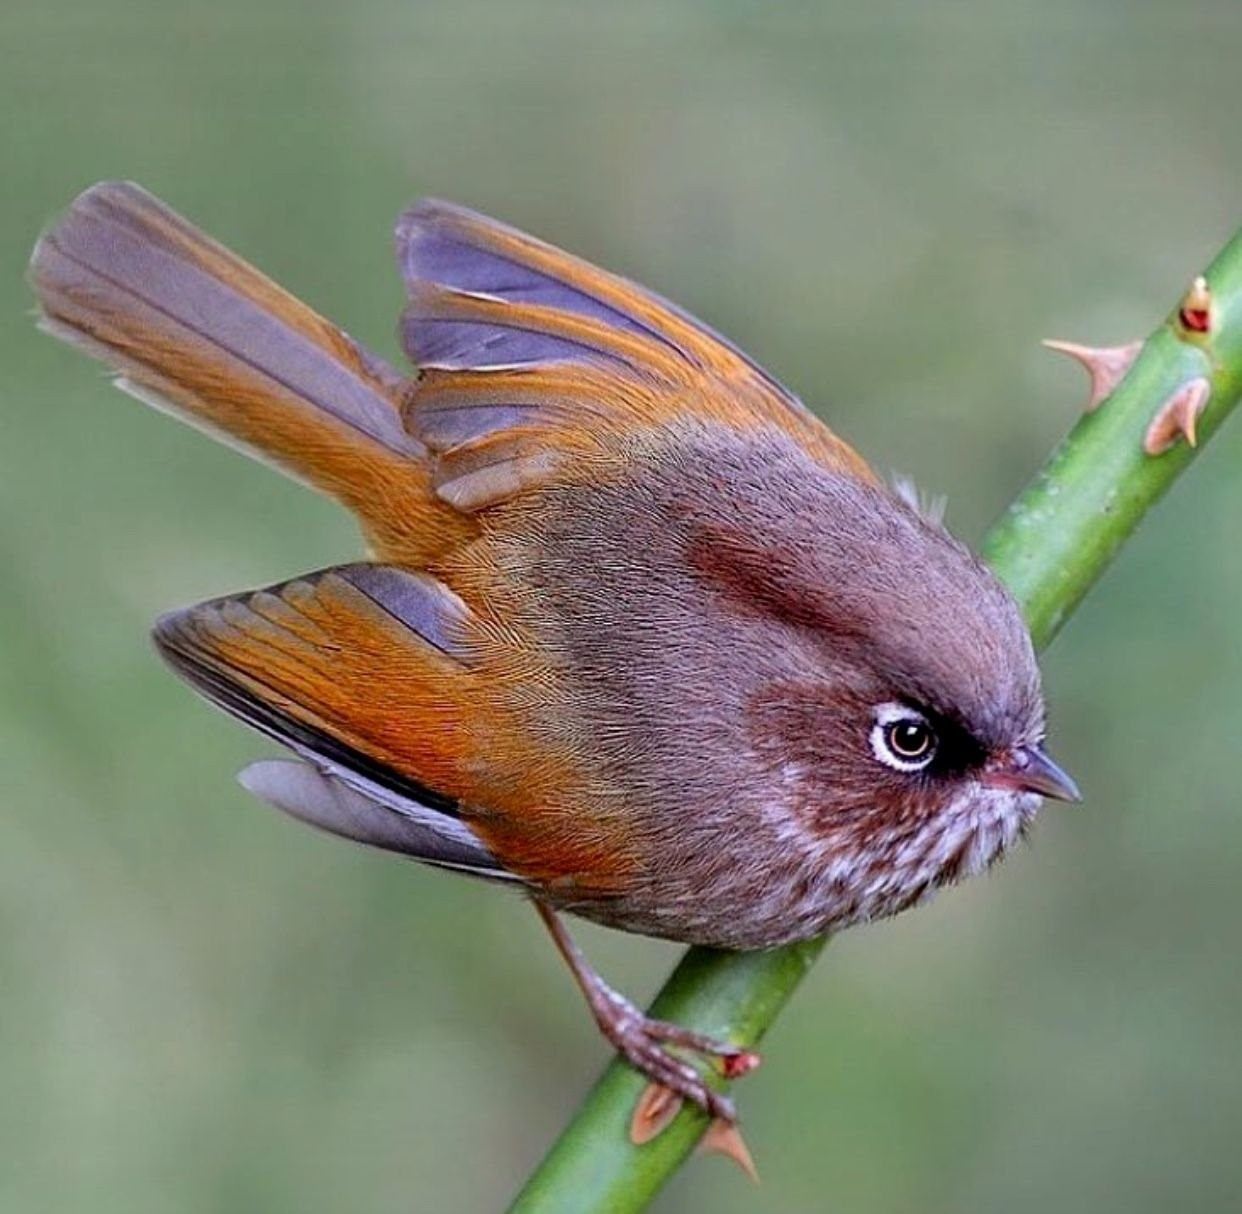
[871, 702, 991, 777]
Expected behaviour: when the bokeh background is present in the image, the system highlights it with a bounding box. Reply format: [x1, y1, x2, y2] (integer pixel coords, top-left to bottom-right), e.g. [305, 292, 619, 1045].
[4, 2, 1242, 1210]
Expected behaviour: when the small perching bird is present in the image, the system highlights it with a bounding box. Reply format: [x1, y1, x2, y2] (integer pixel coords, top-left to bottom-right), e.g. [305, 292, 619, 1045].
[29, 182, 1078, 1122]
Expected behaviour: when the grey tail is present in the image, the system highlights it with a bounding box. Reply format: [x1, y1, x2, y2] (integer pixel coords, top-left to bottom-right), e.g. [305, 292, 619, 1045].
[28, 181, 430, 534]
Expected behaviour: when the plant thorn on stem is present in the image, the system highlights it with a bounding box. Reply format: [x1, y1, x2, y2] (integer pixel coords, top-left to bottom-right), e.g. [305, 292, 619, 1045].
[1042, 339, 1144, 410]
[720, 1050, 761, 1080]
[698, 1119, 760, 1182]
[1144, 377, 1211, 455]
[630, 1083, 683, 1145]
[1178, 275, 1212, 334]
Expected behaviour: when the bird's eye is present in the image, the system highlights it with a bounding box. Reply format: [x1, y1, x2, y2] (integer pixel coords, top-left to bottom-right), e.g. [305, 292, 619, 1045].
[870, 704, 938, 772]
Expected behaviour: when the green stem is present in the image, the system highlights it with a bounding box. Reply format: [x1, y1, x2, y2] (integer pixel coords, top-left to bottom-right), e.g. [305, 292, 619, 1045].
[509, 225, 1242, 1213]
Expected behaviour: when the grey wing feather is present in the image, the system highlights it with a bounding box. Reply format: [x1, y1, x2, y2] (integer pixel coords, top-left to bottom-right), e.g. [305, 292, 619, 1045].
[239, 759, 521, 883]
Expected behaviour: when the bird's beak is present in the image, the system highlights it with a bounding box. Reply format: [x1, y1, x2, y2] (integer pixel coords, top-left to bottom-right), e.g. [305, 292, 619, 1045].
[985, 745, 1081, 802]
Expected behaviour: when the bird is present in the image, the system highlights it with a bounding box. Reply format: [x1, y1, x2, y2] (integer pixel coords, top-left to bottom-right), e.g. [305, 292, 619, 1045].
[28, 181, 1079, 1124]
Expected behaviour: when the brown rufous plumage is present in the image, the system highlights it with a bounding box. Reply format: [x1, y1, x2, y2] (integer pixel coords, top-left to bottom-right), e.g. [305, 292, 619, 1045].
[29, 182, 1077, 1121]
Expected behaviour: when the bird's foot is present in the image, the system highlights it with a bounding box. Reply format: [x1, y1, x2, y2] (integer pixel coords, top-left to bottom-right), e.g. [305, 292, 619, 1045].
[591, 986, 759, 1125]
[531, 901, 760, 1158]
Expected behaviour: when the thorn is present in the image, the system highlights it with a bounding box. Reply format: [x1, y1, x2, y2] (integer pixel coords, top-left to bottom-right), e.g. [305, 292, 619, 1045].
[721, 1050, 762, 1080]
[1043, 339, 1143, 411]
[698, 1118, 760, 1183]
[1144, 377, 1211, 455]
[630, 1083, 683, 1145]
[1178, 275, 1212, 334]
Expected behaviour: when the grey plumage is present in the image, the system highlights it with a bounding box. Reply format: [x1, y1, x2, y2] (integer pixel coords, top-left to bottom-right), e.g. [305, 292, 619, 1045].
[240, 760, 516, 882]
[29, 181, 417, 458]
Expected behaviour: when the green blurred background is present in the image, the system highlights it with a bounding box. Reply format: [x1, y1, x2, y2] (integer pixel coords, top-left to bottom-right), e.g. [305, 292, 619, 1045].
[4, 2, 1242, 1210]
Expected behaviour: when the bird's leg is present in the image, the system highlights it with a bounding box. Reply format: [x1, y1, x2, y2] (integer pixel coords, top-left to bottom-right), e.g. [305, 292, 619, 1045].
[533, 902, 759, 1123]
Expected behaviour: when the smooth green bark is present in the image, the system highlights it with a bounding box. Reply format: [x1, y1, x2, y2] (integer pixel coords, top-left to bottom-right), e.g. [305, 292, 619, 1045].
[509, 225, 1242, 1214]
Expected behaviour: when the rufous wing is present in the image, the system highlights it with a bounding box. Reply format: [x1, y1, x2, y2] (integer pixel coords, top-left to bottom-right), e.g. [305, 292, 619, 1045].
[396, 200, 875, 512]
[153, 563, 510, 860]
[154, 561, 626, 891]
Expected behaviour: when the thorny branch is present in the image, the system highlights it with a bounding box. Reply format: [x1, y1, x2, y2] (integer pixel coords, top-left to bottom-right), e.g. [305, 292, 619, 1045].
[507, 235, 1242, 1214]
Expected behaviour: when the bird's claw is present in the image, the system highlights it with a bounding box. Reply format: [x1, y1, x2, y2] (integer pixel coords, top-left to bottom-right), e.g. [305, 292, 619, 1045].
[605, 1005, 743, 1127]
[639, 1018, 760, 1080]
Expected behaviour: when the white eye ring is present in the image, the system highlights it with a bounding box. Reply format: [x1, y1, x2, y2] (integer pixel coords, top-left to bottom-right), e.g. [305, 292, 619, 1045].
[870, 703, 938, 773]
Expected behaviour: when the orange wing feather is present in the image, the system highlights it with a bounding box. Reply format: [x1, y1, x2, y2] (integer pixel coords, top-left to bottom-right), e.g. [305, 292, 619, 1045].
[154, 565, 493, 800]
[153, 562, 641, 894]
[397, 199, 876, 514]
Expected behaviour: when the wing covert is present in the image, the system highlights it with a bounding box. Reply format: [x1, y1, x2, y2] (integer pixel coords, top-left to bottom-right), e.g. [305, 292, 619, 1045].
[396, 200, 874, 512]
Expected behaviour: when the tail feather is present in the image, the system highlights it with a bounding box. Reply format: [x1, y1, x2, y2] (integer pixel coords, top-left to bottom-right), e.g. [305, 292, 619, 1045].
[29, 181, 467, 562]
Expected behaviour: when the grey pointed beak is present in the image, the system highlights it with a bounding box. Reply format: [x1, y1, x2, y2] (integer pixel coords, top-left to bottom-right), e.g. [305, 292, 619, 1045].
[985, 745, 1081, 802]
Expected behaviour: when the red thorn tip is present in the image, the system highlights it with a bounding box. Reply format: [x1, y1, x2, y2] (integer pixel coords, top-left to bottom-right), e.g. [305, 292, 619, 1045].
[1178, 276, 1212, 334]
[1042, 339, 1143, 411]
[722, 1050, 762, 1079]
[1143, 377, 1211, 456]
[630, 1083, 683, 1145]
[699, 1119, 760, 1183]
